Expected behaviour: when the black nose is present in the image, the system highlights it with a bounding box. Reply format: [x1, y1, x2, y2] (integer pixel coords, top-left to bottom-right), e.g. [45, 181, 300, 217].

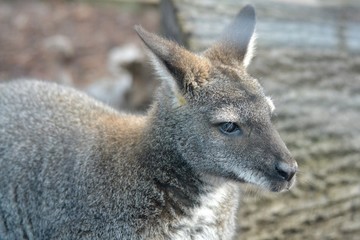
[275, 162, 297, 182]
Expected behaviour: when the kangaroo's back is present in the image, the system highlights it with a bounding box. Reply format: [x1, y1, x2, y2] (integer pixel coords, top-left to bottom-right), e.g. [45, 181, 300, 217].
[0, 80, 149, 239]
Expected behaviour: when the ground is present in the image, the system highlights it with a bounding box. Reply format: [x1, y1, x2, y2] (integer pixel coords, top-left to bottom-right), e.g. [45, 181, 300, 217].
[0, 0, 359, 239]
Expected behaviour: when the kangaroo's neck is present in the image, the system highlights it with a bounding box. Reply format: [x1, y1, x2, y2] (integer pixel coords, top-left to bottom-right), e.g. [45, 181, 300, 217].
[137, 105, 207, 217]
[138, 114, 240, 238]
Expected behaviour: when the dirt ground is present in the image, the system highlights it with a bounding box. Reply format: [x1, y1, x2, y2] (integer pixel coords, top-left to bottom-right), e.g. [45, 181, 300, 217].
[0, 1, 359, 240]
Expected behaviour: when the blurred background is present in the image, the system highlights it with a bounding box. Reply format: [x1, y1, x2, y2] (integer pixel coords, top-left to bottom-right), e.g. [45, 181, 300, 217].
[0, 0, 359, 239]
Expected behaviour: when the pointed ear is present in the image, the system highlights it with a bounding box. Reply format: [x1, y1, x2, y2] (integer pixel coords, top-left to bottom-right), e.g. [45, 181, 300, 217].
[205, 5, 256, 68]
[134, 25, 211, 95]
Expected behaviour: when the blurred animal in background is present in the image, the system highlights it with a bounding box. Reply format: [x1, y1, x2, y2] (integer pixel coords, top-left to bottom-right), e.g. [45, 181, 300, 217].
[86, 44, 142, 110]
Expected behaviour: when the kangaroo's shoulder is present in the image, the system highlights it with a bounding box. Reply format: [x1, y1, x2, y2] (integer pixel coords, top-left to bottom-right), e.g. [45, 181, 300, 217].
[0, 79, 148, 140]
[1, 79, 112, 110]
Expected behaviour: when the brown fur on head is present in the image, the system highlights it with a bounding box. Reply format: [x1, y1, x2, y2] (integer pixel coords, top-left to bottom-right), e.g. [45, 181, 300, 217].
[135, 26, 211, 94]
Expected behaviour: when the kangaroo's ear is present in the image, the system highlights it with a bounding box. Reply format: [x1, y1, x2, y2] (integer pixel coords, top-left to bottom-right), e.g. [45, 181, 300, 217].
[135, 26, 211, 97]
[205, 5, 256, 68]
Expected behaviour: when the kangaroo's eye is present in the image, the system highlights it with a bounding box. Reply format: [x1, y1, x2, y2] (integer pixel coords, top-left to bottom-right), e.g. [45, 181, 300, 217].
[218, 122, 242, 136]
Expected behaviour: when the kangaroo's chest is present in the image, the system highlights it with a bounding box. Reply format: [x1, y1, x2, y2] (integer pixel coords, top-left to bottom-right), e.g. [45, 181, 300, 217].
[168, 183, 240, 240]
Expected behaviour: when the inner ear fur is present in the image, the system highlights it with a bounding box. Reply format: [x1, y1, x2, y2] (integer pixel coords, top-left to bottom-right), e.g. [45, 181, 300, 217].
[135, 25, 211, 94]
[204, 5, 256, 68]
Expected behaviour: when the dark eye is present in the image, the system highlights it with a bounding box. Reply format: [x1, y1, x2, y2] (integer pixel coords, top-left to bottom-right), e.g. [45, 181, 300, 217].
[218, 122, 242, 136]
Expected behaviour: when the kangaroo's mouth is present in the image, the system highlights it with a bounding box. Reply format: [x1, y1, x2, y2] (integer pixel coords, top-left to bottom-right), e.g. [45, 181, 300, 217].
[262, 174, 297, 192]
[249, 178, 296, 192]
[217, 168, 297, 192]
[269, 179, 296, 192]
[234, 171, 297, 192]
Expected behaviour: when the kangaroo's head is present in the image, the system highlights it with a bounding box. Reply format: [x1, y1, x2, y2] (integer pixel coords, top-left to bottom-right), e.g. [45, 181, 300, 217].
[135, 5, 297, 192]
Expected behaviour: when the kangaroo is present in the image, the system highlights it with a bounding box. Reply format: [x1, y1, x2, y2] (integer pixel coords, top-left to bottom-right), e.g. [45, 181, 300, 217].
[0, 5, 297, 240]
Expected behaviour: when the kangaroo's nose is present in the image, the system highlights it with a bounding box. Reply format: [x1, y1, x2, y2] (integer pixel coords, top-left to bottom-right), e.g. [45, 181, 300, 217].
[275, 161, 297, 182]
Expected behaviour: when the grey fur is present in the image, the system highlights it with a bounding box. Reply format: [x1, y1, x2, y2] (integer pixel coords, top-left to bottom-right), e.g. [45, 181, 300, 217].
[0, 5, 297, 240]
